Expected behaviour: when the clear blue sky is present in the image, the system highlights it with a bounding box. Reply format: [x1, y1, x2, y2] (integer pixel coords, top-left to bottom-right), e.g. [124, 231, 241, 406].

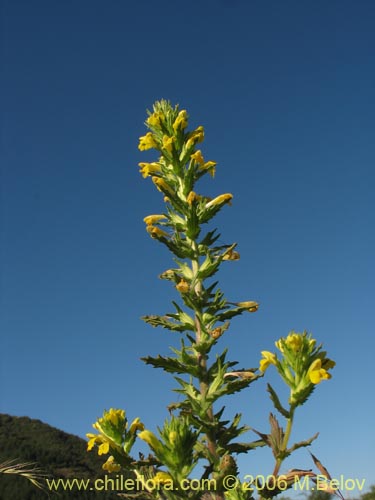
[2, 0, 374, 493]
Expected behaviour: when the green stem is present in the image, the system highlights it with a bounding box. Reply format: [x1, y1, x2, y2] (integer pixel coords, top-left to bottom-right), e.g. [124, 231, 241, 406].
[191, 244, 219, 463]
[273, 406, 295, 477]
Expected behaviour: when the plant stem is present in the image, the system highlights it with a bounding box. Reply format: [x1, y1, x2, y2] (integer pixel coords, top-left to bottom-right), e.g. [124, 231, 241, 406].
[273, 406, 295, 477]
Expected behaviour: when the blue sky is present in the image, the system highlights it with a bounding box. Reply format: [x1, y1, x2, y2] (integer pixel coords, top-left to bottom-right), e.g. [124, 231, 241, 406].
[2, 0, 374, 493]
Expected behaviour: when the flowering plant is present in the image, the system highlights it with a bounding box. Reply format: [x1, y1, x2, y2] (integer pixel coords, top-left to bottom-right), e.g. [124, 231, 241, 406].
[87, 100, 339, 500]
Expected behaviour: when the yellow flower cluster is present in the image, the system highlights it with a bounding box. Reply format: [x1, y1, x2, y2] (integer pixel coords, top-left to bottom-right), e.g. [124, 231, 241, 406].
[259, 332, 335, 389]
[86, 409, 144, 470]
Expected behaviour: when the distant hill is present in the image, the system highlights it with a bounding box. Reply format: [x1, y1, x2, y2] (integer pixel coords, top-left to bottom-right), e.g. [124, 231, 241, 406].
[0, 413, 126, 499]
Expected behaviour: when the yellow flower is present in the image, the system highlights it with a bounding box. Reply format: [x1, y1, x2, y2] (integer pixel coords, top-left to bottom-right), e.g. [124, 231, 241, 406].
[162, 135, 174, 153]
[187, 191, 201, 205]
[210, 326, 224, 339]
[102, 456, 121, 473]
[176, 279, 190, 293]
[236, 301, 259, 312]
[185, 126, 205, 148]
[152, 176, 174, 196]
[222, 249, 240, 261]
[138, 430, 162, 452]
[191, 150, 205, 165]
[139, 162, 161, 178]
[138, 132, 158, 151]
[98, 441, 110, 455]
[205, 193, 233, 209]
[259, 351, 277, 372]
[146, 225, 169, 239]
[129, 417, 145, 434]
[172, 110, 188, 131]
[147, 112, 163, 128]
[275, 339, 284, 352]
[153, 471, 173, 485]
[200, 161, 216, 177]
[86, 433, 99, 451]
[308, 359, 332, 384]
[143, 214, 167, 225]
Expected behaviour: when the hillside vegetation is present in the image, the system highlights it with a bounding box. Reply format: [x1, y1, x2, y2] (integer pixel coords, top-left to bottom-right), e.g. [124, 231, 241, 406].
[0, 413, 124, 499]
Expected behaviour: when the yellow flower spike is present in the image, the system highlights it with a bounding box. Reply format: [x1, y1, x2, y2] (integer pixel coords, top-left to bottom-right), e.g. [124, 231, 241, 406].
[205, 193, 233, 209]
[191, 150, 205, 165]
[236, 301, 259, 312]
[162, 135, 174, 153]
[146, 225, 169, 239]
[129, 417, 145, 434]
[138, 132, 158, 151]
[176, 279, 190, 293]
[172, 109, 188, 131]
[102, 456, 121, 473]
[98, 441, 110, 455]
[308, 359, 331, 384]
[139, 162, 161, 178]
[259, 351, 277, 372]
[138, 430, 162, 452]
[146, 112, 163, 128]
[143, 214, 167, 225]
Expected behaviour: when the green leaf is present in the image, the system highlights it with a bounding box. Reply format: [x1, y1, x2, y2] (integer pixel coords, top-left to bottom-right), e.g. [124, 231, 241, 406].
[287, 432, 319, 454]
[141, 354, 200, 377]
[267, 384, 290, 418]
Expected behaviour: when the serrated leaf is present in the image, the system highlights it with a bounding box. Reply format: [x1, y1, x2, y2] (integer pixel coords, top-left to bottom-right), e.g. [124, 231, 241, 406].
[267, 384, 290, 418]
[141, 355, 200, 377]
[287, 433, 319, 454]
